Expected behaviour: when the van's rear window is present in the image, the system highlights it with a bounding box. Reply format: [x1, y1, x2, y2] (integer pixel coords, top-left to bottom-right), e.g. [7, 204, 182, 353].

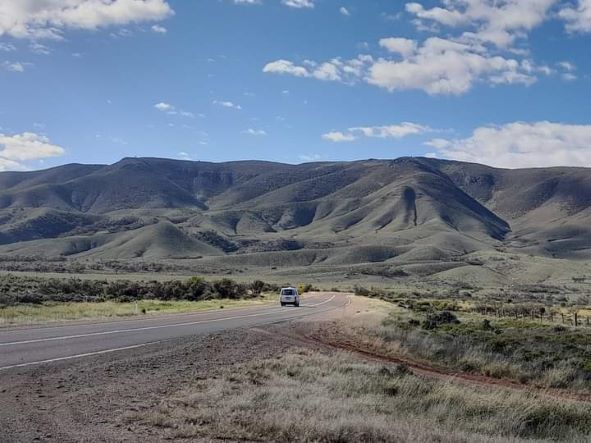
[282, 290, 294, 295]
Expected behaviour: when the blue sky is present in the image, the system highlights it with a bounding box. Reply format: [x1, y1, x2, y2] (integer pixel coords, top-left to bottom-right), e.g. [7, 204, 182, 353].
[1, 0, 591, 170]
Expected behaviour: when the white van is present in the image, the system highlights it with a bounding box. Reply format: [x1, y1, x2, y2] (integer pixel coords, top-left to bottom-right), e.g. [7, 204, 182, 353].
[279, 287, 300, 307]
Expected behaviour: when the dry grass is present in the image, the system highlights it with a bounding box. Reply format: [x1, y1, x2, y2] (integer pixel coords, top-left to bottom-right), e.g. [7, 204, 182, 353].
[0, 295, 276, 327]
[333, 302, 591, 391]
[128, 349, 591, 442]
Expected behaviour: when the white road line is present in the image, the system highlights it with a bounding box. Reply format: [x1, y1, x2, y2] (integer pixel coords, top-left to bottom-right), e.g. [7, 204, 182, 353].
[0, 293, 330, 333]
[0, 342, 162, 371]
[0, 294, 338, 347]
[309, 294, 336, 307]
[0, 301, 286, 333]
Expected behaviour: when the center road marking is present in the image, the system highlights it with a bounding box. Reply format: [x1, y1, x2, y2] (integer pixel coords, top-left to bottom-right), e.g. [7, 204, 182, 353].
[0, 294, 337, 347]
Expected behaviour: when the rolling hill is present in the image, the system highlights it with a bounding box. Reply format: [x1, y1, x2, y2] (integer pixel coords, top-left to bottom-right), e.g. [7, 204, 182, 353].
[0, 157, 588, 267]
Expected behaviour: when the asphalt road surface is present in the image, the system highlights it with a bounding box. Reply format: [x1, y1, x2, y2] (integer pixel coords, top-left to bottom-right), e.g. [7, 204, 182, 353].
[0, 292, 347, 371]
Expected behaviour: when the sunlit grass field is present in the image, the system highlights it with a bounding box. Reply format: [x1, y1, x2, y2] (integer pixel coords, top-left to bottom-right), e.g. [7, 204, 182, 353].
[0, 294, 277, 327]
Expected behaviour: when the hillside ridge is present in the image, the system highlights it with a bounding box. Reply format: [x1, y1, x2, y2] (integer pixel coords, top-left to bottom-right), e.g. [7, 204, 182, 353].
[0, 156, 588, 263]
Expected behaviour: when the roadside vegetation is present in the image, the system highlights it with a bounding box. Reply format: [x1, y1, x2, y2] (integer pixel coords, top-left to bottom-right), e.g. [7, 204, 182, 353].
[0, 297, 278, 326]
[0, 274, 289, 326]
[129, 349, 591, 442]
[0, 274, 280, 305]
[327, 287, 591, 391]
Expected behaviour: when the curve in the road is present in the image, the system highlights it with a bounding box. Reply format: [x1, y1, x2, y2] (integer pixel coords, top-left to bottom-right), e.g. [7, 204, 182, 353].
[0, 292, 347, 371]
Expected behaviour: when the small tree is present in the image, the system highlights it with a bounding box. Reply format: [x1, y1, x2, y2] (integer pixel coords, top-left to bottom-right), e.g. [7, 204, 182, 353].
[298, 283, 313, 295]
[251, 280, 265, 295]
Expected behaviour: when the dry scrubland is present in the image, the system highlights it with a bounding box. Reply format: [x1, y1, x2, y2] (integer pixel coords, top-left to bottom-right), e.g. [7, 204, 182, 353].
[0, 275, 297, 326]
[345, 287, 591, 390]
[0, 273, 317, 325]
[1, 256, 590, 440]
[125, 293, 591, 442]
[129, 349, 591, 442]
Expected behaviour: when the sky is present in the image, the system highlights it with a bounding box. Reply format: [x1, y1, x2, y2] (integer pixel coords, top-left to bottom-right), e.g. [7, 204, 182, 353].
[1, 0, 591, 171]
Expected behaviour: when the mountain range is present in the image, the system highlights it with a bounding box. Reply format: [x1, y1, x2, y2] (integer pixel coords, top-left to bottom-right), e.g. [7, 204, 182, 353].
[0, 156, 589, 267]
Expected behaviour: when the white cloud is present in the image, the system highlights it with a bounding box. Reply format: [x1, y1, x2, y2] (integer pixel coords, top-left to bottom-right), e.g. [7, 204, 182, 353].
[109, 28, 133, 38]
[352, 123, 430, 138]
[558, 61, 576, 72]
[0, 42, 16, 52]
[154, 102, 173, 111]
[322, 132, 357, 143]
[0, 0, 174, 40]
[151, 24, 167, 33]
[560, 0, 591, 32]
[178, 151, 192, 160]
[264, 56, 374, 84]
[242, 128, 267, 136]
[263, 59, 309, 77]
[379, 37, 417, 57]
[213, 100, 242, 110]
[154, 102, 194, 118]
[405, 0, 555, 48]
[282, 0, 315, 8]
[562, 72, 577, 81]
[234, 0, 262, 4]
[340, 7, 351, 16]
[369, 37, 540, 94]
[1, 61, 26, 72]
[323, 122, 429, 142]
[265, 36, 545, 95]
[0, 132, 65, 171]
[425, 121, 591, 168]
[29, 42, 52, 55]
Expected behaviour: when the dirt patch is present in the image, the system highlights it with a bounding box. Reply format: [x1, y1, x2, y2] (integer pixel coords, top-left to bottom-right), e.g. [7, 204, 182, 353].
[0, 327, 315, 443]
[292, 318, 591, 404]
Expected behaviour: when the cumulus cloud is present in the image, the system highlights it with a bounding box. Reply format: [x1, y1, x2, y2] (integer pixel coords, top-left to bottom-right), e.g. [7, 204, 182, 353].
[154, 101, 173, 111]
[0, 132, 65, 171]
[151, 24, 167, 33]
[264, 56, 374, 84]
[282, 0, 315, 8]
[559, 0, 591, 33]
[29, 41, 52, 54]
[405, 0, 555, 48]
[323, 123, 429, 142]
[322, 132, 357, 142]
[425, 121, 591, 168]
[263, 59, 309, 77]
[379, 37, 417, 57]
[0, 61, 26, 72]
[265, 36, 546, 95]
[0, 0, 174, 40]
[213, 100, 242, 110]
[369, 37, 543, 94]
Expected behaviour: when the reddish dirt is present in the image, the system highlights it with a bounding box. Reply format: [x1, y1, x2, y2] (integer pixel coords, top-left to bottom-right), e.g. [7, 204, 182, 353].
[283, 319, 591, 404]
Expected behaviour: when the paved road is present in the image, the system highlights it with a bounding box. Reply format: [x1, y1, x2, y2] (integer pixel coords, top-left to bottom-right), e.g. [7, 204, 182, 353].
[0, 292, 347, 371]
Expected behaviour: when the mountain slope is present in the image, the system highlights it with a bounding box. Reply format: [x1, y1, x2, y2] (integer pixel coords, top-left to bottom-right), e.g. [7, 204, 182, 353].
[0, 157, 588, 262]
